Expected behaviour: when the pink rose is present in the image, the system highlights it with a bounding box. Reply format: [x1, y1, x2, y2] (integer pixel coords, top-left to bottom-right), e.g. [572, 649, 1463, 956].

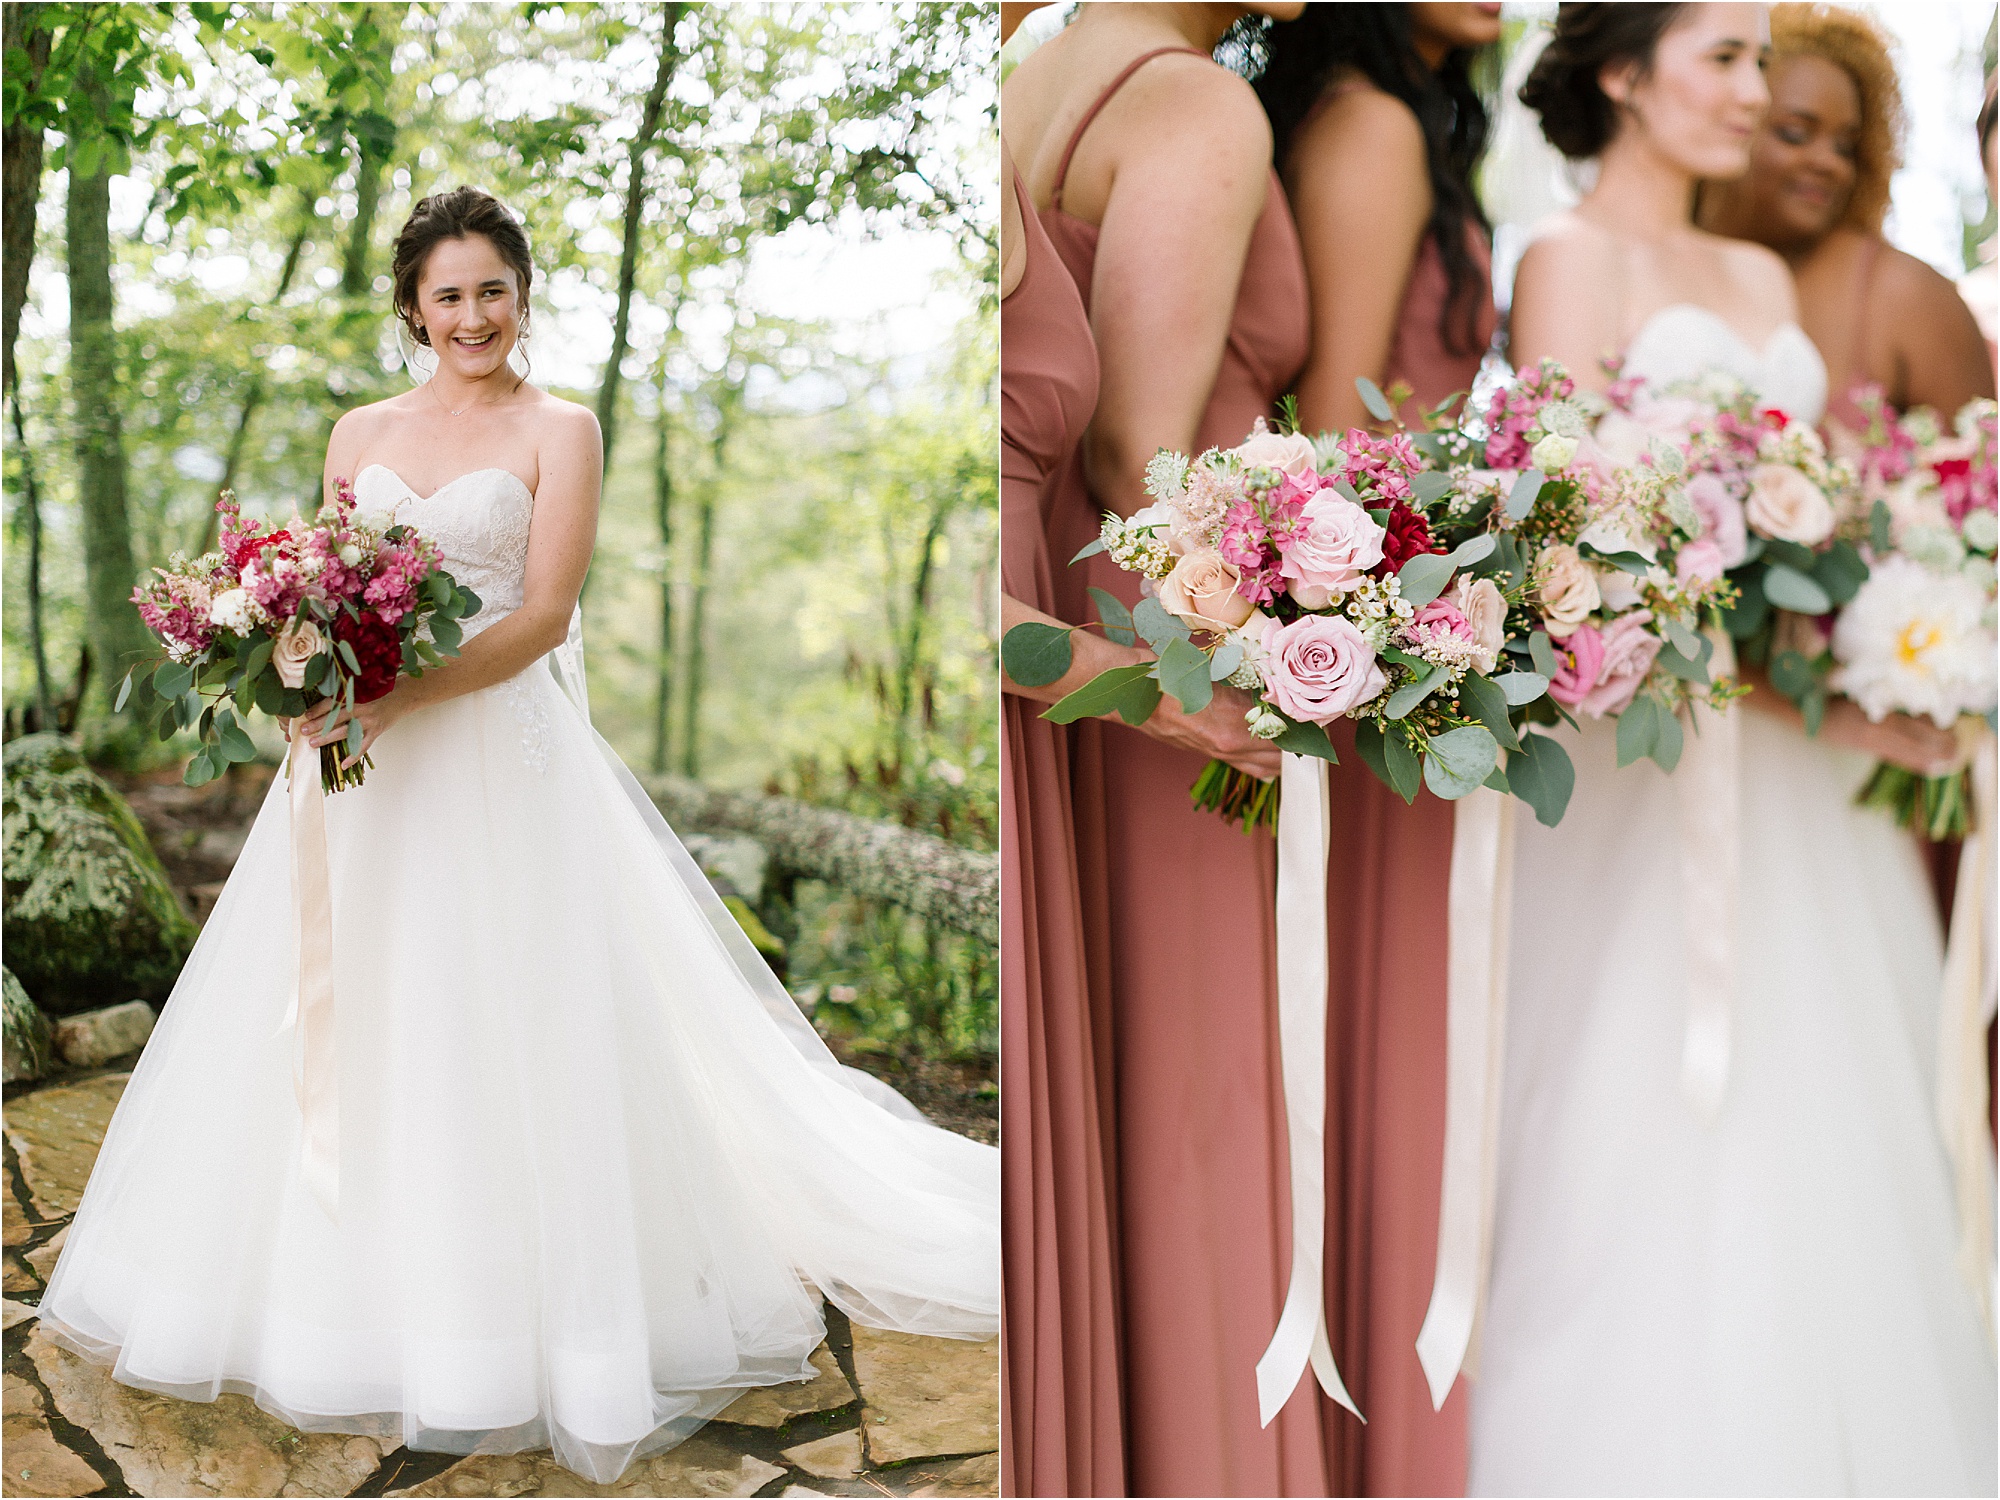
[1675, 535, 1725, 583]
[1578, 609, 1664, 719]
[1450, 575, 1507, 674]
[1409, 596, 1474, 645]
[1684, 473, 1748, 568]
[1545, 622, 1605, 708]
[1235, 424, 1319, 477]
[1746, 463, 1835, 545]
[1157, 548, 1255, 634]
[1259, 614, 1387, 724]
[1279, 492, 1386, 608]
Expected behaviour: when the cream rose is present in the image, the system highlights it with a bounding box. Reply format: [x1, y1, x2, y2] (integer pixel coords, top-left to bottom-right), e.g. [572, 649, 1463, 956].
[1530, 432, 1578, 472]
[1746, 464, 1835, 545]
[1449, 575, 1506, 674]
[272, 617, 326, 689]
[1157, 548, 1254, 634]
[1533, 543, 1601, 639]
[1234, 426, 1319, 477]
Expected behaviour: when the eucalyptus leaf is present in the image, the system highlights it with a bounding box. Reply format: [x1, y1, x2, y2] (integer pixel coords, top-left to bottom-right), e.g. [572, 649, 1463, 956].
[1616, 696, 1661, 768]
[1507, 731, 1575, 827]
[1272, 717, 1339, 763]
[1763, 563, 1832, 615]
[1208, 641, 1245, 681]
[1352, 718, 1393, 791]
[1812, 540, 1869, 606]
[335, 638, 361, 673]
[1001, 622, 1074, 688]
[154, 659, 193, 700]
[1356, 376, 1395, 422]
[1456, 671, 1520, 752]
[1071, 536, 1106, 563]
[1493, 670, 1549, 706]
[1423, 724, 1499, 800]
[1661, 615, 1702, 659]
[244, 637, 274, 679]
[1411, 470, 1455, 505]
[1398, 552, 1456, 609]
[114, 668, 135, 714]
[1088, 587, 1137, 647]
[1654, 635, 1713, 685]
[1132, 596, 1190, 652]
[1331, 480, 1363, 505]
[1869, 500, 1892, 554]
[1109, 674, 1163, 726]
[1384, 664, 1446, 720]
[1383, 722, 1422, 803]
[1506, 468, 1545, 521]
[1447, 532, 1496, 569]
[1043, 663, 1159, 724]
[1768, 649, 1819, 701]
[1528, 630, 1558, 680]
[1157, 637, 1214, 714]
[1649, 701, 1684, 773]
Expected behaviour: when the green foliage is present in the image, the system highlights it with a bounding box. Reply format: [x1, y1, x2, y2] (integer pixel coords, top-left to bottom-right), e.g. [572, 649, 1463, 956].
[2, 965, 55, 1083]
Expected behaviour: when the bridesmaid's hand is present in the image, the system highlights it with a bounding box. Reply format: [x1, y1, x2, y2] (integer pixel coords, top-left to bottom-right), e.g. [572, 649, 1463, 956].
[1140, 683, 1282, 781]
[1745, 673, 1968, 777]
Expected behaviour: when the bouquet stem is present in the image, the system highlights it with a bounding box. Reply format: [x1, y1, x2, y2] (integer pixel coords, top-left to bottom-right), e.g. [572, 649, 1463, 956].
[1854, 761, 1969, 841]
[318, 741, 373, 794]
[1191, 758, 1280, 834]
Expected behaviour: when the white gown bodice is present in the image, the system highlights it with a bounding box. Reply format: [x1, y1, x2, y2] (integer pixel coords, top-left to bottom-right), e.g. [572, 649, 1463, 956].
[352, 465, 533, 640]
[1619, 303, 1828, 422]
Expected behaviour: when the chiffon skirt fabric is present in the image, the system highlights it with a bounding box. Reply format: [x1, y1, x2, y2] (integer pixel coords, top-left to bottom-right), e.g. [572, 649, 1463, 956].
[38, 662, 999, 1483]
[1473, 708, 1997, 1496]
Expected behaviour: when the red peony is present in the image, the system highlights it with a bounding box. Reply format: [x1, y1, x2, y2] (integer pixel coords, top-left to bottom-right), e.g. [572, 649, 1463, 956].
[1370, 499, 1444, 576]
[331, 610, 402, 703]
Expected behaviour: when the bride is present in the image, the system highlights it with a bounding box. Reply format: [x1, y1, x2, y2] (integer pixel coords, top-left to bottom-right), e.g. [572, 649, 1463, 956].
[1472, 7, 1995, 1495]
[37, 186, 999, 1484]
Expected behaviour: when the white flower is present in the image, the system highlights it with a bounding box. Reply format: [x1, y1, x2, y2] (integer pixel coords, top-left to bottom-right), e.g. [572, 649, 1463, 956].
[209, 587, 259, 634]
[1144, 450, 1189, 500]
[1530, 432, 1578, 472]
[1902, 523, 1966, 572]
[1960, 508, 1998, 554]
[339, 543, 363, 566]
[1246, 707, 1288, 739]
[1831, 554, 1996, 728]
[1537, 400, 1587, 439]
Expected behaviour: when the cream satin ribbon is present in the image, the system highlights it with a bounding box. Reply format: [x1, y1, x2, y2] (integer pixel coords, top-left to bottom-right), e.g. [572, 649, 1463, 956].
[1675, 631, 1740, 1119]
[1256, 752, 1361, 1426]
[286, 732, 340, 1220]
[1415, 786, 1517, 1409]
[1936, 727, 1996, 1340]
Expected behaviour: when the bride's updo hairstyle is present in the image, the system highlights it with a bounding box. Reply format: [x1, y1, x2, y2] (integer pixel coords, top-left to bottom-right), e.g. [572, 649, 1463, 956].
[1520, 4, 1688, 160]
[389, 186, 535, 348]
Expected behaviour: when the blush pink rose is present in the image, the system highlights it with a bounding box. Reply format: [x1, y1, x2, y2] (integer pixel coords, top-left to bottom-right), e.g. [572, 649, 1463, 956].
[1259, 614, 1387, 724]
[1279, 492, 1386, 608]
[1684, 472, 1748, 568]
[1578, 609, 1664, 719]
[1675, 535, 1725, 583]
[1234, 425, 1320, 477]
[1546, 622, 1605, 708]
[1157, 548, 1255, 633]
[1746, 463, 1835, 545]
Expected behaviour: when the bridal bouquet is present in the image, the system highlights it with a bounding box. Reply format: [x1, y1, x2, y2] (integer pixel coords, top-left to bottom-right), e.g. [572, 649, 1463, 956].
[1826, 394, 1998, 836]
[122, 480, 481, 792]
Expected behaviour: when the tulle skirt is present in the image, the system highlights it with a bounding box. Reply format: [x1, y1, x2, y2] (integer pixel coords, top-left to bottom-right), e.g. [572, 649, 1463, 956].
[37, 662, 999, 1483]
[1471, 709, 1995, 1496]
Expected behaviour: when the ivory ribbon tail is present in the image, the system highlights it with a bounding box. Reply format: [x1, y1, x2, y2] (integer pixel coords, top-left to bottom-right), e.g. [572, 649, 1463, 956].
[1256, 752, 1360, 1426]
[288, 732, 340, 1221]
[1676, 632, 1739, 1119]
[1416, 786, 1516, 1410]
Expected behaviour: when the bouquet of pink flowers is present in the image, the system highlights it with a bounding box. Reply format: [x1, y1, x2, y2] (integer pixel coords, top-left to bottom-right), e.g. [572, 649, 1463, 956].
[1825, 393, 1998, 836]
[122, 480, 481, 791]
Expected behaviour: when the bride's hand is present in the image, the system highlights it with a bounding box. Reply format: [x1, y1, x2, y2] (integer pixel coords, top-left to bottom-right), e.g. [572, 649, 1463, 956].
[1744, 673, 1967, 777]
[297, 690, 409, 768]
[1138, 683, 1282, 780]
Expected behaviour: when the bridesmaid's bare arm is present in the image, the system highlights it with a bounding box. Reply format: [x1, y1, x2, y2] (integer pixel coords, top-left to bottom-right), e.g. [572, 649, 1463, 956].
[1880, 249, 1996, 413]
[1084, 61, 1273, 517]
[1287, 86, 1432, 434]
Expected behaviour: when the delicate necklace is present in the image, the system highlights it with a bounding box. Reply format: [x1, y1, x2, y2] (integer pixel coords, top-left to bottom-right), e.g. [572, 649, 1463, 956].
[427, 379, 507, 418]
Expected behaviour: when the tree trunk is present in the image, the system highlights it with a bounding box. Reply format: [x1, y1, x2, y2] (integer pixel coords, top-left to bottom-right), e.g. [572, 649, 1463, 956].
[339, 5, 395, 300]
[67, 69, 148, 718]
[9, 389, 55, 729]
[595, 1, 685, 469]
[198, 205, 313, 553]
[2, 4, 49, 396]
[894, 488, 954, 763]
[679, 392, 733, 780]
[651, 366, 676, 775]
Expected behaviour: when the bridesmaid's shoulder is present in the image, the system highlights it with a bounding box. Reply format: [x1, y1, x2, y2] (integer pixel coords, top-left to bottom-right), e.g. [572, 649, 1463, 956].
[1290, 75, 1425, 171]
[1859, 233, 1980, 326]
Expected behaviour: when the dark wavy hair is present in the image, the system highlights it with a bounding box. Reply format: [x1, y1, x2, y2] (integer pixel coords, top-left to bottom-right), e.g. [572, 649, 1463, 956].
[1248, 4, 1496, 357]
[389, 186, 535, 349]
[1519, 4, 1688, 160]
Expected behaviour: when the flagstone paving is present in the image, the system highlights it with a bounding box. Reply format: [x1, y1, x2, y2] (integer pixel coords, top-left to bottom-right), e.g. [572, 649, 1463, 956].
[2, 1071, 997, 1498]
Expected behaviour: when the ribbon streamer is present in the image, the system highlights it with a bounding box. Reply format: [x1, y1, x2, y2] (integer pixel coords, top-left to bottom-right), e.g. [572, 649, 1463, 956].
[1416, 786, 1517, 1409]
[1936, 728, 1996, 1339]
[287, 733, 340, 1220]
[1256, 752, 1360, 1426]
[1676, 632, 1739, 1119]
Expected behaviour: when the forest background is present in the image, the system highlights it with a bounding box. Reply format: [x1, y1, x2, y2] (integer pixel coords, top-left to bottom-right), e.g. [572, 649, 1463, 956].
[2, 1, 1000, 1065]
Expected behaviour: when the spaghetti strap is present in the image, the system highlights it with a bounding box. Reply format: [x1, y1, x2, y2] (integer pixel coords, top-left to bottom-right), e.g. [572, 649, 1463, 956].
[1050, 45, 1207, 212]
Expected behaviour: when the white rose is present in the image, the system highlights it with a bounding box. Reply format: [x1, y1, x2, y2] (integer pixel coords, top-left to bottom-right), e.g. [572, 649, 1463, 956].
[271, 617, 326, 689]
[1745, 464, 1836, 546]
[1533, 544, 1601, 639]
[338, 543, 364, 566]
[1530, 432, 1578, 472]
[1449, 575, 1506, 675]
[209, 587, 257, 635]
[1234, 424, 1319, 477]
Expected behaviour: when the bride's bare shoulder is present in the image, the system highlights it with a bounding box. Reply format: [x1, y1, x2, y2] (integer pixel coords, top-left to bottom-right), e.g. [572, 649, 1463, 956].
[1518, 213, 1623, 279]
[1695, 229, 1796, 308]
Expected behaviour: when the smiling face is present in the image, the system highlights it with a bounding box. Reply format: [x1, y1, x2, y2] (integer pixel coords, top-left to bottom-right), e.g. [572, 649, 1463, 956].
[409, 234, 524, 380]
[1739, 52, 1862, 245]
[1606, 2, 1771, 180]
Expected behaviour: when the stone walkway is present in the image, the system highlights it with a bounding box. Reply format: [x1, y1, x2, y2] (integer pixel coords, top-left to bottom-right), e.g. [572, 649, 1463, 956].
[2, 1070, 997, 1499]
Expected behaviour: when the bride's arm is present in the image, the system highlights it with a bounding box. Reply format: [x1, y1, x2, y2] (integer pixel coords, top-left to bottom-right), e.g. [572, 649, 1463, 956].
[1508, 226, 1625, 394]
[300, 403, 603, 764]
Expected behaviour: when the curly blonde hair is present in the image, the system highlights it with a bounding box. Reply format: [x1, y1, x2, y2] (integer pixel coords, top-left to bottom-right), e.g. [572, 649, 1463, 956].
[1769, 3, 1904, 233]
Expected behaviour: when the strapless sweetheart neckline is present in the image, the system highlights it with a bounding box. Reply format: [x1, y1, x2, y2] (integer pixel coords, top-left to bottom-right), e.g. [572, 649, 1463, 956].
[1628, 302, 1804, 361]
[355, 463, 534, 504]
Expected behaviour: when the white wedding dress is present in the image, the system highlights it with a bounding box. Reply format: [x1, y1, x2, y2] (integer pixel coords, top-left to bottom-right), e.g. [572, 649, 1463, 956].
[1469, 308, 1997, 1495]
[38, 465, 999, 1482]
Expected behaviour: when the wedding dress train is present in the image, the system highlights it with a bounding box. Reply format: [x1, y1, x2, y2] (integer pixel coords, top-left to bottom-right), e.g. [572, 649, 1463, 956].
[1469, 308, 1996, 1496]
[37, 465, 999, 1483]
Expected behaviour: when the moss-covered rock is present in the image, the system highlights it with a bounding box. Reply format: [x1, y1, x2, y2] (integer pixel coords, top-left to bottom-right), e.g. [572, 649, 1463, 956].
[2, 966, 54, 1082]
[2, 734, 196, 1015]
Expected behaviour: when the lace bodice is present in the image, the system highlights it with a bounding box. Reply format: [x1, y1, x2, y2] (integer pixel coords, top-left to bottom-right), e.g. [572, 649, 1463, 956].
[351, 465, 534, 640]
[1621, 304, 1828, 424]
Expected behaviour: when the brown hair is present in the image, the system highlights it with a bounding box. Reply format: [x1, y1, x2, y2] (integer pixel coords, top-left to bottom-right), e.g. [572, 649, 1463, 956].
[389, 186, 535, 347]
[1767, 3, 1904, 234]
[1519, 4, 1687, 161]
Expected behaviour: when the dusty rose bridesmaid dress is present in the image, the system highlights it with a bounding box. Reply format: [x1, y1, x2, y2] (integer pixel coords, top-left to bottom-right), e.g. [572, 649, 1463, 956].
[1037, 47, 1337, 1498]
[1316, 211, 1497, 1497]
[1000, 153, 1122, 1499]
